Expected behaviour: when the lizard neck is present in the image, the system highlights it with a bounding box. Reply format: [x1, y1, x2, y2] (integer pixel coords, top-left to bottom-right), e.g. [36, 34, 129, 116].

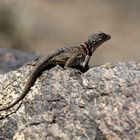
[80, 42, 92, 56]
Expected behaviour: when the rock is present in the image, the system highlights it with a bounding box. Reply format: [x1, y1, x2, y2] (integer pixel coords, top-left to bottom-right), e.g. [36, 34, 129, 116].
[0, 48, 40, 73]
[0, 61, 140, 140]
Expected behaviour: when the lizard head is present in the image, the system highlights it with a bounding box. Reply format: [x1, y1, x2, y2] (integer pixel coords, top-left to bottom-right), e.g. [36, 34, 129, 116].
[86, 31, 111, 53]
[81, 32, 111, 68]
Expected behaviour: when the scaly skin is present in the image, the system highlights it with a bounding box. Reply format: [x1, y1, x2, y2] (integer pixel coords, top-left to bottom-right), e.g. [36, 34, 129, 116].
[0, 31, 111, 111]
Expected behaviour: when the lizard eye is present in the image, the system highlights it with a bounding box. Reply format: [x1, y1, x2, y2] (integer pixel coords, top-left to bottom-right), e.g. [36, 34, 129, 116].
[99, 33, 111, 40]
[78, 54, 83, 57]
[100, 33, 107, 38]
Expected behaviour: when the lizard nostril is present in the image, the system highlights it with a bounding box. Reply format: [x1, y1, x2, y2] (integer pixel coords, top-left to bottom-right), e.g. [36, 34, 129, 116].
[107, 34, 111, 40]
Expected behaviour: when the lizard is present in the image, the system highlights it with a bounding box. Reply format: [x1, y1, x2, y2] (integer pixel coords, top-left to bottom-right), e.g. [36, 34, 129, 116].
[0, 31, 111, 111]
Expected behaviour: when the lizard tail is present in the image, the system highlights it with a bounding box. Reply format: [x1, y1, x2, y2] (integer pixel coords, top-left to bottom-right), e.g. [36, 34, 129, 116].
[0, 49, 64, 111]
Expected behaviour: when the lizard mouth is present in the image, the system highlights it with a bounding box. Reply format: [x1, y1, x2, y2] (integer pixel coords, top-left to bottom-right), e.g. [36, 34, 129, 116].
[106, 34, 111, 40]
[102, 33, 111, 41]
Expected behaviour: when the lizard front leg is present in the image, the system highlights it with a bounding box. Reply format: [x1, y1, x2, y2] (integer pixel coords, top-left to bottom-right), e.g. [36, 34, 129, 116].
[82, 55, 91, 68]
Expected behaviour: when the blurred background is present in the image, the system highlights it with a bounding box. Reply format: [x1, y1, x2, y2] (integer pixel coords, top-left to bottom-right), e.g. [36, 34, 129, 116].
[0, 0, 139, 65]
